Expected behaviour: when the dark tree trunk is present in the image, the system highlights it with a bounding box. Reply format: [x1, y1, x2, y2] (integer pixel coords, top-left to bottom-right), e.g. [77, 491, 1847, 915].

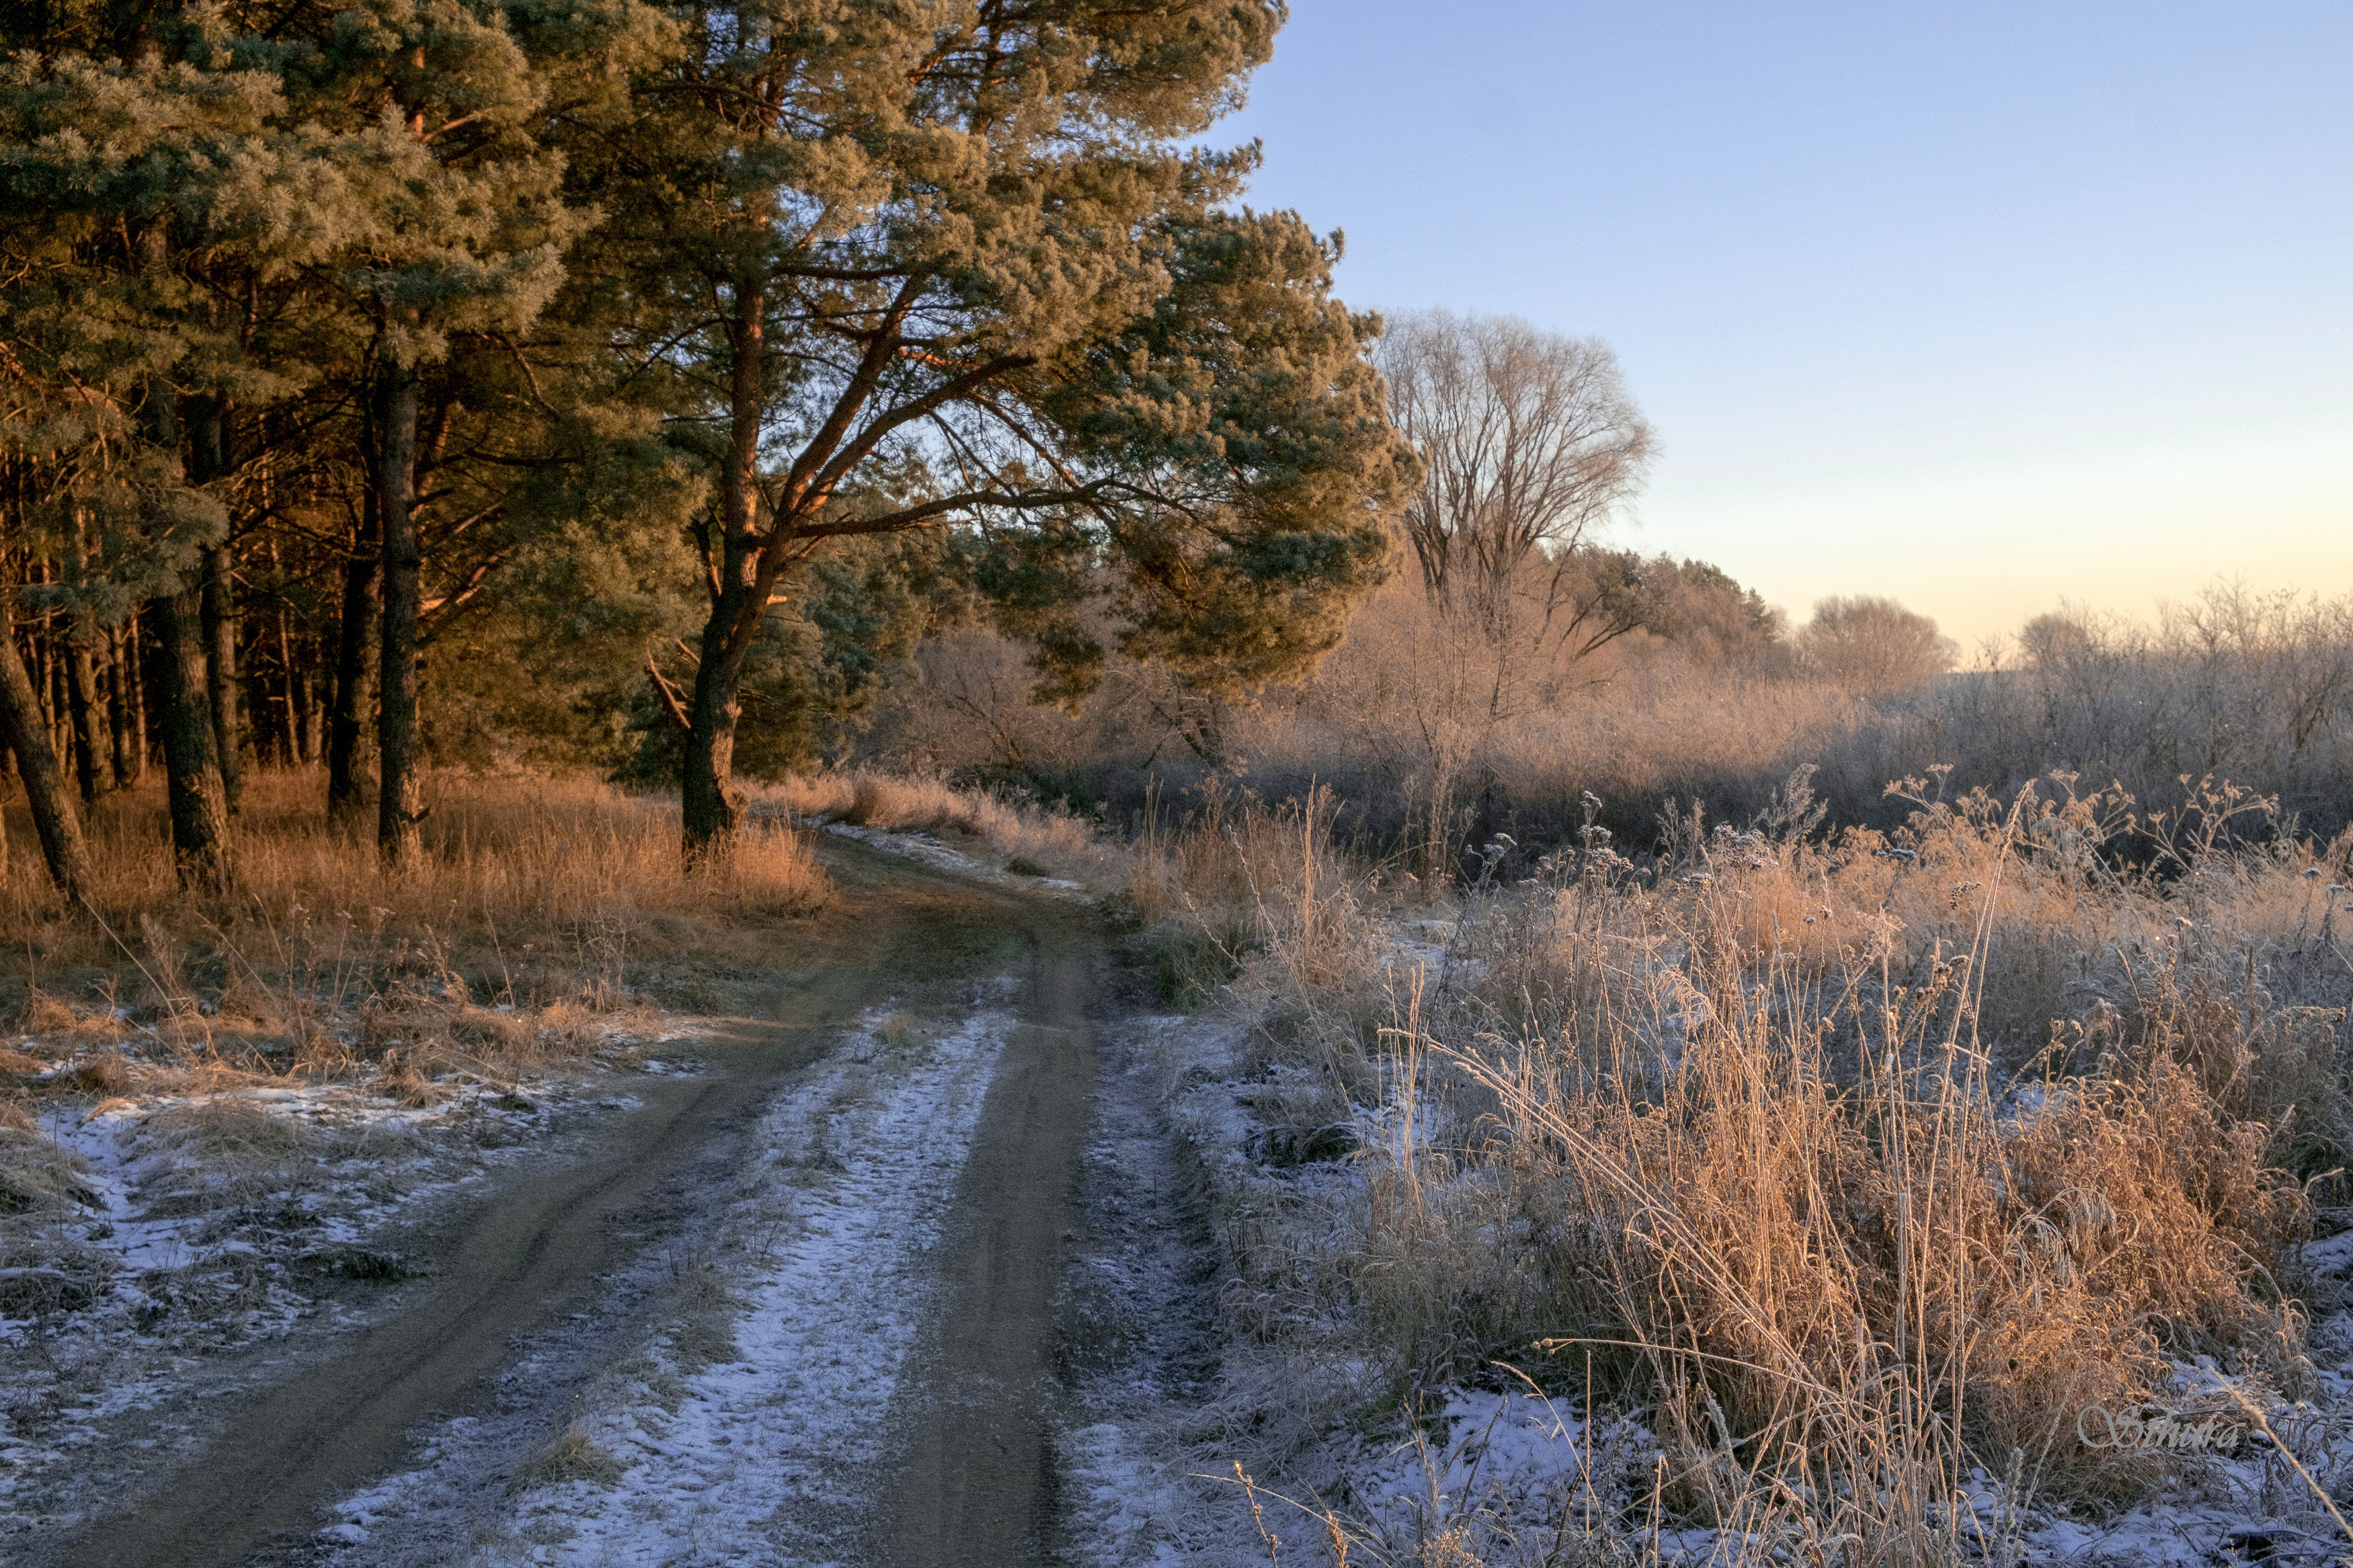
[107, 634, 134, 787]
[680, 286, 767, 864]
[128, 625, 149, 783]
[65, 635, 107, 804]
[1173, 692, 1230, 769]
[682, 575, 758, 862]
[202, 542, 241, 811]
[50, 646, 71, 761]
[147, 589, 232, 893]
[303, 662, 324, 767]
[110, 624, 145, 786]
[149, 384, 233, 893]
[327, 496, 383, 823]
[188, 398, 241, 809]
[0, 595, 91, 901]
[30, 618, 57, 748]
[375, 362, 424, 865]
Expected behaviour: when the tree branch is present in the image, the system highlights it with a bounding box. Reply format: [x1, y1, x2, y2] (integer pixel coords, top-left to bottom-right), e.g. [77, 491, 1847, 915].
[645, 654, 692, 735]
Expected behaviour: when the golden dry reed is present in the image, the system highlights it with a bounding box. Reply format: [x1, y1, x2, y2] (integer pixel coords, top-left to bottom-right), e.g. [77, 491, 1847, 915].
[1176, 770, 2350, 1558]
[0, 770, 827, 1087]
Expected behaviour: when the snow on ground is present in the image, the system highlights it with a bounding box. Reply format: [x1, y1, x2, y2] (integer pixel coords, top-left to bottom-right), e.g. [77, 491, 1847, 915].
[820, 821, 1090, 897]
[30, 1076, 576, 1279]
[0, 1035, 694, 1536]
[352, 999, 1018, 1565]
[1058, 1014, 1254, 1567]
[1058, 998, 1604, 1568]
[1347, 1389, 1592, 1538]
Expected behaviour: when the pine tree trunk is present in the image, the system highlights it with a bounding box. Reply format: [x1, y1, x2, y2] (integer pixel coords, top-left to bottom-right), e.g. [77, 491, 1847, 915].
[107, 632, 136, 787]
[110, 625, 144, 787]
[682, 586, 756, 862]
[49, 636, 72, 765]
[66, 636, 107, 805]
[147, 589, 233, 893]
[128, 626, 149, 784]
[376, 361, 424, 866]
[31, 620, 56, 751]
[327, 491, 383, 823]
[680, 286, 768, 864]
[202, 542, 241, 811]
[0, 594, 91, 902]
[142, 365, 233, 890]
[189, 396, 241, 812]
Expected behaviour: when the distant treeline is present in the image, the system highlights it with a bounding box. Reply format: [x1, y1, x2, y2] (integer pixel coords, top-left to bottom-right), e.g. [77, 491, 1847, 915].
[859, 575, 2353, 873]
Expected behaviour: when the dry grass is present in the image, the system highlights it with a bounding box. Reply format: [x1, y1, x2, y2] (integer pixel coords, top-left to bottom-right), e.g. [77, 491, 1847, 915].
[143, 1096, 329, 1161]
[1157, 769, 2353, 1557]
[758, 767, 1125, 889]
[15, 768, 830, 934]
[0, 1122, 91, 1215]
[514, 1419, 627, 1491]
[0, 770, 828, 1094]
[1431, 983, 2303, 1534]
[7, 750, 2338, 1554]
[861, 579, 2353, 899]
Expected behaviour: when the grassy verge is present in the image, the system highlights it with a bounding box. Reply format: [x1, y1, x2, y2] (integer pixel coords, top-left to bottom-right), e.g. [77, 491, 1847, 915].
[0, 771, 824, 1101]
[760, 767, 1129, 890]
[1124, 772, 2353, 1563]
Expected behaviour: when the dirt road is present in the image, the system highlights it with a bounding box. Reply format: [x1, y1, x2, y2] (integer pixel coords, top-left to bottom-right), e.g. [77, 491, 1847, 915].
[867, 900, 1097, 1567]
[32, 835, 1103, 1568]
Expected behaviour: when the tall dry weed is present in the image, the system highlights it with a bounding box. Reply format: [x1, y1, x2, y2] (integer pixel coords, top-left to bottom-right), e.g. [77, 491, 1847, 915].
[1166, 765, 2348, 1551]
[0, 771, 828, 1085]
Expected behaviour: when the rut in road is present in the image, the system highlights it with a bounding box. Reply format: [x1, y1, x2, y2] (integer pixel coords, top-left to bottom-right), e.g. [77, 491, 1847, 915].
[33, 838, 1105, 1568]
[866, 901, 1100, 1567]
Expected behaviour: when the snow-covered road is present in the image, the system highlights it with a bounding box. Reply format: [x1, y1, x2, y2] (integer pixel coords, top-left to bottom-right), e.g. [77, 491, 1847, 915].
[335, 1001, 1019, 1565]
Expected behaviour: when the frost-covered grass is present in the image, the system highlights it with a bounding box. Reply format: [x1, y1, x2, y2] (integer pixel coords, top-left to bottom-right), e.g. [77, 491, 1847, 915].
[1085, 775, 2353, 1565]
[0, 786, 717, 1532]
[761, 768, 1125, 893]
[13, 760, 2350, 1564]
[819, 821, 1089, 901]
[0, 774, 820, 1393]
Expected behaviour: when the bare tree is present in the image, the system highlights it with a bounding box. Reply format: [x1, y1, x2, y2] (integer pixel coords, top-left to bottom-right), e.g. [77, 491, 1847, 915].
[1375, 309, 1657, 602]
[1798, 595, 1956, 695]
[2165, 582, 2353, 755]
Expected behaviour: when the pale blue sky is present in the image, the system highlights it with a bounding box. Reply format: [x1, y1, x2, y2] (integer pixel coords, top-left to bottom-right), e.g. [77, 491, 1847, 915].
[1216, 2, 2352, 646]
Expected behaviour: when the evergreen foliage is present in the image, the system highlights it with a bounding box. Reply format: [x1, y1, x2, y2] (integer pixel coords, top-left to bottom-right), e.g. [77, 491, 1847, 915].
[0, 0, 1420, 874]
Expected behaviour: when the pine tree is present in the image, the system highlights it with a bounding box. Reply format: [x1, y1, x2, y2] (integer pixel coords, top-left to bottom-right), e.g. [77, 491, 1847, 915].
[273, 0, 580, 861]
[4, 0, 1415, 885]
[568, 0, 1416, 862]
[0, 27, 282, 889]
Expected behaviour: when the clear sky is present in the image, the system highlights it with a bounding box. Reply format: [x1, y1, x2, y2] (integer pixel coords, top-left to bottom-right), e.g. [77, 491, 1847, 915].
[1213, 2, 2352, 648]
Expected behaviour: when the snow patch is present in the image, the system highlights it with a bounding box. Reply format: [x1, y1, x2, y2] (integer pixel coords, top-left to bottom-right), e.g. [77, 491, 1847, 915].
[394, 1003, 1018, 1564]
[823, 821, 1093, 901]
